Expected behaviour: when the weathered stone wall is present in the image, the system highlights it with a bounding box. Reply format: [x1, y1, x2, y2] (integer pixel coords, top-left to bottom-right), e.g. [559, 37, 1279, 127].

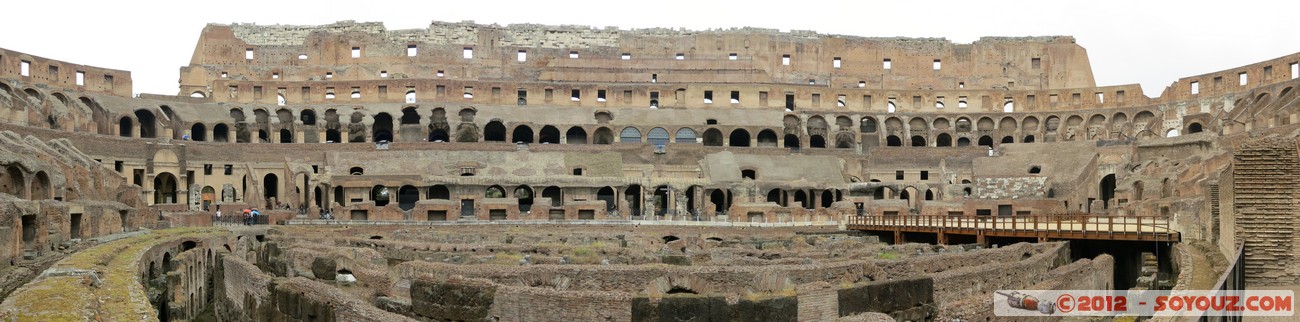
[215, 255, 270, 321]
[1231, 137, 1300, 285]
[937, 253, 1114, 321]
[490, 283, 633, 322]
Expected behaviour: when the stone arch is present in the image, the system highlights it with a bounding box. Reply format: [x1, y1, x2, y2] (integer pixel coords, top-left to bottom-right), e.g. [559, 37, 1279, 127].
[31, 171, 51, 200]
[756, 129, 778, 147]
[212, 123, 229, 142]
[1088, 114, 1107, 128]
[153, 172, 179, 204]
[263, 173, 280, 206]
[936, 133, 952, 147]
[278, 129, 293, 143]
[400, 107, 420, 125]
[835, 115, 853, 130]
[910, 135, 927, 147]
[675, 128, 697, 143]
[275, 108, 293, 124]
[646, 127, 670, 146]
[190, 123, 207, 141]
[1111, 112, 1128, 130]
[484, 121, 507, 142]
[0, 166, 24, 198]
[932, 117, 951, 130]
[860, 117, 878, 133]
[619, 127, 642, 143]
[978, 135, 993, 147]
[512, 125, 535, 143]
[397, 185, 419, 211]
[884, 117, 904, 132]
[1187, 122, 1203, 134]
[728, 128, 751, 147]
[593, 127, 614, 144]
[976, 117, 994, 131]
[300, 109, 317, 125]
[908, 117, 927, 131]
[597, 186, 616, 211]
[809, 134, 827, 148]
[566, 126, 588, 144]
[1022, 116, 1040, 132]
[1045, 115, 1061, 132]
[539, 125, 561, 144]
[957, 137, 971, 146]
[134, 109, 158, 138]
[998, 116, 1017, 130]
[955, 117, 972, 132]
[1065, 115, 1084, 127]
[373, 113, 394, 142]
[371, 185, 390, 207]
[702, 128, 723, 146]
[886, 135, 902, 146]
[783, 134, 800, 148]
[427, 185, 450, 200]
[1100, 174, 1117, 209]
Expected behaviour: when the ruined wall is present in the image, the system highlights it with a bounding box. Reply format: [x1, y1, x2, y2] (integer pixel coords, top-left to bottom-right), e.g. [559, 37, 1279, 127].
[1231, 137, 1300, 285]
[0, 48, 131, 96]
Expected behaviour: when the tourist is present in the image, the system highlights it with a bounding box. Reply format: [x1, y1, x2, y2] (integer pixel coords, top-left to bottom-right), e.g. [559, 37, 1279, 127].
[215, 207, 222, 223]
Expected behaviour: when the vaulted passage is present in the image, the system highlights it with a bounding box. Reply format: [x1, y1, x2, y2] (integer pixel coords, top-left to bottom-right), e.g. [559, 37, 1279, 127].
[485, 121, 507, 142]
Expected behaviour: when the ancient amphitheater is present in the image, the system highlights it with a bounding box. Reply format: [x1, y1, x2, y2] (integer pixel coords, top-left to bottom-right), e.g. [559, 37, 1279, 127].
[0, 19, 1293, 321]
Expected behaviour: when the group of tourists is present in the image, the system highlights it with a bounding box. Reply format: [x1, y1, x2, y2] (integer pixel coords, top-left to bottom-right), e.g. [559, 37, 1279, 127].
[213, 206, 264, 225]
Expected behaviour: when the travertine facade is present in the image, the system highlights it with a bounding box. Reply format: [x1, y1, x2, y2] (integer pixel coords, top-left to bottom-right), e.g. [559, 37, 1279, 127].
[0, 18, 1296, 321]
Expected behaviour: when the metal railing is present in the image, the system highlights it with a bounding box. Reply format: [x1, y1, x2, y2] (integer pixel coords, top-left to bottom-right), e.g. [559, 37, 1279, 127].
[1195, 243, 1246, 322]
[845, 214, 1176, 240]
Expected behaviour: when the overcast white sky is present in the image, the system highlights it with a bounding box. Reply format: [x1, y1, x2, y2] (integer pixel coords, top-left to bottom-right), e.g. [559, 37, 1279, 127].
[1, 0, 1294, 98]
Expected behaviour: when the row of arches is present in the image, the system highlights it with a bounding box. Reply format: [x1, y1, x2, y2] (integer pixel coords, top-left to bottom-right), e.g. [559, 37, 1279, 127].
[859, 111, 1158, 135]
[0, 164, 54, 200]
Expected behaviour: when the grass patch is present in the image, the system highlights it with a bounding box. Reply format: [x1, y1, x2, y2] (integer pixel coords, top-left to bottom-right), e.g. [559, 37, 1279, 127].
[876, 252, 901, 260]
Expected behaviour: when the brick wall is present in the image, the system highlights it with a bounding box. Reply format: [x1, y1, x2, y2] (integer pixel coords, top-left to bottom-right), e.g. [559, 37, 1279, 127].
[1232, 137, 1300, 285]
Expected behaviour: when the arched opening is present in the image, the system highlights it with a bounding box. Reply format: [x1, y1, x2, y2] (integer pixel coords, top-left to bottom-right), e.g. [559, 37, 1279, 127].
[300, 110, 316, 125]
[978, 136, 993, 147]
[201, 186, 216, 211]
[755, 130, 778, 147]
[593, 127, 614, 144]
[1003, 100, 1014, 113]
[371, 185, 390, 206]
[118, 117, 133, 137]
[1187, 123, 1203, 134]
[1133, 181, 1144, 201]
[400, 108, 420, 125]
[542, 186, 562, 207]
[860, 117, 878, 132]
[766, 189, 787, 207]
[675, 128, 697, 143]
[886, 135, 902, 147]
[484, 121, 507, 142]
[31, 171, 50, 200]
[957, 137, 971, 147]
[373, 113, 394, 142]
[397, 185, 419, 211]
[783, 134, 800, 148]
[835, 132, 855, 149]
[427, 185, 449, 199]
[257, 130, 269, 143]
[539, 126, 561, 144]
[279, 129, 293, 143]
[1001, 136, 1014, 144]
[1100, 174, 1116, 209]
[566, 127, 588, 144]
[263, 173, 279, 204]
[653, 185, 670, 216]
[134, 110, 157, 138]
[925, 189, 935, 201]
[910, 135, 927, 147]
[821, 190, 833, 208]
[597, 186, 616, 211]
[153, 172, 178, 204]
[710, 189, 729, 213]
[647, 127, 670, 146]
[809, 135, 826, 148]
[625, 185, 643, 215]
[212, 123, 229, 142]
[728, 129, 751, 147]
[702, 129, 724, 146]
[936, 133, 952, 147]
[1166, 129, 1180, 137]
[512, 125, 535, 143]
[428, 129, 449, 142]
[619, 127, 642, 143]
[190, 123, 207, 141]
[313, 186, 323, 209]
[334, 186, 344, 206]
[514, 186, 534, 212]
[794, 190, 810, 209]
[1023, 135, 1035, 143]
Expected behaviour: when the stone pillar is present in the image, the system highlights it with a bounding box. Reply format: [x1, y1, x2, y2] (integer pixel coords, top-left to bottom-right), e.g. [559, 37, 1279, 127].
[296, 129, 305, 143]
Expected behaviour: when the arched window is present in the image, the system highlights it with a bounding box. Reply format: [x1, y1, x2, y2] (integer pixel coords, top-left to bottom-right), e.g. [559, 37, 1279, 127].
[619, 127, 642, 143]
[675, 128, 697, 143]
[647, 127, 670, 146]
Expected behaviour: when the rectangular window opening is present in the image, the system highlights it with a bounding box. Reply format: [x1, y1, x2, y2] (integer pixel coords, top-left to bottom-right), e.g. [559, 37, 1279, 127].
[517, 50, 527, 62]
[463, 47, 473, 59]
[437, 70, 445, 77]
[837, 94, 846, 107]
[782, 54, 790, 66]
[1096, 92, 1105, 103]
[350, 87, 360, 99]
[407, 45, 418, 57]
[920, 171, 929, 180]
[883, 58, 892, 70]
[571, 89, 581, 101]
[1291, 62, 1299, 79]
[895, 171, 904, 180]
[20, 61, 30, 77]
[651, 73, 657, 83]
[75, 71, 85, 86]
[351, 47, 361, 58]
[597, 89, 607, 102]
[812, 93, 822, 106]
[621, 53, 631, 60]
[48, 65, 58, 79]
[569, 51, 579, 59]
[1031, 58, 1041, 69]
[833, 57, 842, 69]
[379, 71, 387, 78]
[933, 59, 941, 70]
[858, 80, 866, 88]
[464, 86, 474, 99]
[729, 53, 737, 60]
[245, 48, 254, 60]
[272, 72, 280, 79]
[675, 53, 685, 60]
[1239, 72, 1248, 86]
[1191, 81, 1200, 95]
[704, 90, 713, 104]
[730, 91, 740, 104]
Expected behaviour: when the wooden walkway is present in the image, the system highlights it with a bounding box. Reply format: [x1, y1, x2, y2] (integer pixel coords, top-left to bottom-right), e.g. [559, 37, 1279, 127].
[845, 214, 1181, 244]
